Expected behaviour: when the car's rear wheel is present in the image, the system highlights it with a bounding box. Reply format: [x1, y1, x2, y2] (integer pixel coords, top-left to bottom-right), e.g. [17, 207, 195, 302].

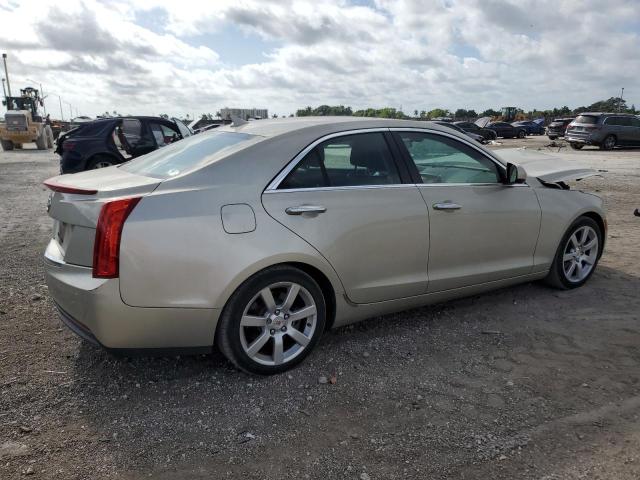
[217, 266, 326, 375]
[545, 216, 602, 290]
[517, 130, 526, 139]
[570, 143, 584, 150]
[600, 135, 616, 151]
[87, 156, 115, 170]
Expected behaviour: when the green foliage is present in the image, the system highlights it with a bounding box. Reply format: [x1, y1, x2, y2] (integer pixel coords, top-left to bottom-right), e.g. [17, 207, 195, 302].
[427, 108, 450, 119]
[296, 105, 352, 116]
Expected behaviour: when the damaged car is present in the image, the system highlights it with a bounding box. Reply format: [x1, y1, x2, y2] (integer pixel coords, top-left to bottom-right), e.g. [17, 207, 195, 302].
[43, 117, 605, 374]
[55, 116, 192, 174]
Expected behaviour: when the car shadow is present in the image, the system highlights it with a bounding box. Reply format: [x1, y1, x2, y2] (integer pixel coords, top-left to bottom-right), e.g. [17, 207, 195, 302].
[68, 264, 639, 474]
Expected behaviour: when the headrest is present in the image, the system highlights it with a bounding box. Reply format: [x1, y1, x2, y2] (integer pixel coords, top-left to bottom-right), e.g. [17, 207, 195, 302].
[349, 141, 388, 172]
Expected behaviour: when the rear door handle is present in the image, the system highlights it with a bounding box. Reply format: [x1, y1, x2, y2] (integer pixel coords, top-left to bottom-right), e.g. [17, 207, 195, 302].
[433, 202, 462, 211]
[285, 205, 327, 215]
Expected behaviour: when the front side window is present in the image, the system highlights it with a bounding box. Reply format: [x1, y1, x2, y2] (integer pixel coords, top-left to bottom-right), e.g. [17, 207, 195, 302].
[279, 133, 401, 189]
[396, 132, 501, 184]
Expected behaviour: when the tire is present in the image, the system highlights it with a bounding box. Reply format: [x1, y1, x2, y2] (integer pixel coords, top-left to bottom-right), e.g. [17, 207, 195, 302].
[35, 129, 47, 150]
[600, 135, 616, 151]
[517, 130, 526, 139]
[570, 143, 584, 150]
[0, 139, 14, 151]
[548, 136, 557, 140]
[216, 265, 327, 375]
[87, 155, 115, 170]
[544, 216, 602, 290]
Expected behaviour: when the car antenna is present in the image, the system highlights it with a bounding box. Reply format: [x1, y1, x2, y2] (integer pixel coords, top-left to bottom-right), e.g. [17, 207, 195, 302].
[230, 115, 248, 127]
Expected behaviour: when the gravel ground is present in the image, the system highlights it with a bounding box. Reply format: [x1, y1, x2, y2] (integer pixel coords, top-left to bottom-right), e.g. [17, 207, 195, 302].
[1, 136, 639, 479]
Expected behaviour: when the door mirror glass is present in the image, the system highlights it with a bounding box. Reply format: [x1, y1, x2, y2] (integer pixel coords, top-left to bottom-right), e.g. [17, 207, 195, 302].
[506, 163, 526, 184]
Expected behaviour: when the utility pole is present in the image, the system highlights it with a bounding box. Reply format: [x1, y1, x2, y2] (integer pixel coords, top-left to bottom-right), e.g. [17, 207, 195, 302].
[1, 78, 6, 98]
[619, 87, 625, 112]
[2, 53, 11, 98]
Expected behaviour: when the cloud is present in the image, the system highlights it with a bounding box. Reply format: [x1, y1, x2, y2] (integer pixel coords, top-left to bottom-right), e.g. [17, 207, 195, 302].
[0, 0, 637, 118]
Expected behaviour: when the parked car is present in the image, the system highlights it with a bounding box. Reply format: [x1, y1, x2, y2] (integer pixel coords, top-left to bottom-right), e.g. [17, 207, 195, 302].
[453, 121, 497, 141]
[547, 118, 573, 140]
[55, 116, 192, 173]
[43, 117, 605, 374]
[485, 121, 527, 139]
[434, 121, 486, 143]
[512, 120, 545, 135]
[565, 113, 640, 150]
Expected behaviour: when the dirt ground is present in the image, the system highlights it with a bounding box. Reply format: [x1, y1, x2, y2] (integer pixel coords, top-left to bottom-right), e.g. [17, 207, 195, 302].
[1, 136, 639, 479]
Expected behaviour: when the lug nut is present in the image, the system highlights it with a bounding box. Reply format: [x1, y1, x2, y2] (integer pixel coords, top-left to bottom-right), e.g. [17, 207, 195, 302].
[284, 314, 290, 320]
[275, 309, 280, 315]
[281, 326, 287, 332]
[270, 329, 276, 335]
[266, 318, 272, 325]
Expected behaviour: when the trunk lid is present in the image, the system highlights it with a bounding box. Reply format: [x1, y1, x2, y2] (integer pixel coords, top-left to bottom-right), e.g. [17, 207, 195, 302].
[45, 166, 161, 267]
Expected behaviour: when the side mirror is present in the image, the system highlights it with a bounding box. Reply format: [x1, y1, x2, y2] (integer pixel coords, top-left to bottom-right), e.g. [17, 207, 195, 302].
[506, 163, 527, 184]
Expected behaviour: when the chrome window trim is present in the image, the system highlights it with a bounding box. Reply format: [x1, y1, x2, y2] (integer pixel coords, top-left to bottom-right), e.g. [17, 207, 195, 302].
[265, 126, 513, 192]
[263, 184, 418, 194]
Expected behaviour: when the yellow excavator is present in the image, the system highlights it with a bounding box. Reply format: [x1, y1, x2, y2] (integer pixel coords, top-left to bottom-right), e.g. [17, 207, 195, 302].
[0, 54, 53, 151]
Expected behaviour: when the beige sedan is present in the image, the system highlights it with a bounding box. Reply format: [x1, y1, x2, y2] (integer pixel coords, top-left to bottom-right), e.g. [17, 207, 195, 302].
[43, 118, 605, 374]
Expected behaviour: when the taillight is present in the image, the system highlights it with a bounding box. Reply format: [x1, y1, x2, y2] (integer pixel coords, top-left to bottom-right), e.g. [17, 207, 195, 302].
[93, 197, 141, 278]
[63, 141, 75, 151]
[43, 178, 98, 195]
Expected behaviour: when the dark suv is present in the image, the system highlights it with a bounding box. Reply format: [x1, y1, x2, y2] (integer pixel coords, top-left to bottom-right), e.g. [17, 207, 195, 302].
[546, 118, 573, 140]
[565, 113, 640, 150]
[56, 116, 192, 173]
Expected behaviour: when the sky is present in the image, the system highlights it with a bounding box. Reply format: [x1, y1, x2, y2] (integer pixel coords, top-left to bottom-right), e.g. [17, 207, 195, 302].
[0, 0, 638, 119]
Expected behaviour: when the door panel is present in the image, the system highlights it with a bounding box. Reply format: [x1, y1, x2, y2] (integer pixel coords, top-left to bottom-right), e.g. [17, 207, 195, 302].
[420, 184, 540, 292]
[391, 129, 541, 292]
[262, 187, 429, 303]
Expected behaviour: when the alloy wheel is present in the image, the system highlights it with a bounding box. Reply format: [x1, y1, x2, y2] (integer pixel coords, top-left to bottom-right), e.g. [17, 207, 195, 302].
[239, 282, 317, 366]
[562, 225, 599, 283]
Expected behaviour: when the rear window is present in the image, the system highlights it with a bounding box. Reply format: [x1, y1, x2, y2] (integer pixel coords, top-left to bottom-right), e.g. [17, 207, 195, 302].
[574, 115, 599, 125]
[120, 131, 259, 179]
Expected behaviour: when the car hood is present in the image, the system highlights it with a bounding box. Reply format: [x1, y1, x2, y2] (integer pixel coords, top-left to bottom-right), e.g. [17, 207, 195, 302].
[475, 116, 491, 128]
[496, 148, 599, 183]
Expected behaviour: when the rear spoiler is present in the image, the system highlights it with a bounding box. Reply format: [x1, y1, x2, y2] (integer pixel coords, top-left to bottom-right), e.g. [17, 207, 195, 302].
[43, 178, 97, 195]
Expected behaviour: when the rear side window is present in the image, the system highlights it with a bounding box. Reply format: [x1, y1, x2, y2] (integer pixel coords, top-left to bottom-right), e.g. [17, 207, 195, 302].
[121, 118, 142, 146]
[120, 131, 259, 179]
[575, 115, 599, 125]
[631, 117, 640, 127]
[279, 133, 401, 189]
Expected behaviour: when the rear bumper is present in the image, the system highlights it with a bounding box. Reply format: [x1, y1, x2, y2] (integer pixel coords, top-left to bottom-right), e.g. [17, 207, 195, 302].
[44, 240, 219, 351]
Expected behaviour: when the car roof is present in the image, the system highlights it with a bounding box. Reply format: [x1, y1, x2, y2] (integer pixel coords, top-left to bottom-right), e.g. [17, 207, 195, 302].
[216, 116, 464, 139]
[576, 112, 635, 117]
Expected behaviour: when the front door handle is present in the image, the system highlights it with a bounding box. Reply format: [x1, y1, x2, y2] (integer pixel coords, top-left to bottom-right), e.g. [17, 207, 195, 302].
[433, 202, 462, 211]
[285, 205, 327, 215]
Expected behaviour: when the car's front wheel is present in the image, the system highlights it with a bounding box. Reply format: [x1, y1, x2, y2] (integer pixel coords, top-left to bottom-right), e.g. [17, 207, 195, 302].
[517, 130, 526, 139]
[217, 266, 326, 375]
[570, 143, 584, 150]
[545, 216, 602, 290]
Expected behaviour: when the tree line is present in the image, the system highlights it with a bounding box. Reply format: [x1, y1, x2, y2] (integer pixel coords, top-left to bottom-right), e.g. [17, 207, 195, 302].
[295, 97, 636, 120]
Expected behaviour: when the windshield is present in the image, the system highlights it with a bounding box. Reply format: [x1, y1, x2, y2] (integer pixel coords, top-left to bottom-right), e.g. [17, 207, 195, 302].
[120, 131, 260, 179]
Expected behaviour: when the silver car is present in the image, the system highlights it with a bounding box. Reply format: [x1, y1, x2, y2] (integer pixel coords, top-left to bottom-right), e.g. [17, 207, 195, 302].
[43, 118, 606, 374]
